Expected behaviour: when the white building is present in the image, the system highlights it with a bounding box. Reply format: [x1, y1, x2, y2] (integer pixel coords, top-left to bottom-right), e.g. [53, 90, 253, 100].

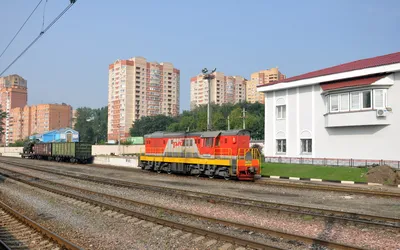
[257, 52, 400, 162]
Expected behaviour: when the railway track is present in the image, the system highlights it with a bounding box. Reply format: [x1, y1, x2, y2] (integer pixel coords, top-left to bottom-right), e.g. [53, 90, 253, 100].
[0, 200, 81, 250]
[3, 156, 400, 198]
[0, 165, 365, 250]
[0, 158, 399, 229]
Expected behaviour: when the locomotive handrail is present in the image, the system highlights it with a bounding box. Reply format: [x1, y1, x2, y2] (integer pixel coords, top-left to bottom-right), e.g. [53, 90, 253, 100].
[238, 148, 261, 160]
[213, 148, 232, 159]
[146, 147, 164, 155]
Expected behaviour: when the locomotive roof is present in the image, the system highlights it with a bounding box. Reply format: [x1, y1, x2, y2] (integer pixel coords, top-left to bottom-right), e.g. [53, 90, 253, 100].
[144, 129, 250, 138]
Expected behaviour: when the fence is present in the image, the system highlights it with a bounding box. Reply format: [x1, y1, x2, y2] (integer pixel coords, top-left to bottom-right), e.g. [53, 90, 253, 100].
[265, 156, 400, 170]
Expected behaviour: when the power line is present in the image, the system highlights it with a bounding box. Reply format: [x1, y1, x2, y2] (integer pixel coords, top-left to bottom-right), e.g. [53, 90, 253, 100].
[0, 0, 44, 60]
[0, 1, 76, 77]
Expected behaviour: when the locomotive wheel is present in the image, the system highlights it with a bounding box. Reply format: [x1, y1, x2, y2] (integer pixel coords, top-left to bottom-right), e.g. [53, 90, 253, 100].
[224, 176, 230, 181]
[208, 175, 214, 179]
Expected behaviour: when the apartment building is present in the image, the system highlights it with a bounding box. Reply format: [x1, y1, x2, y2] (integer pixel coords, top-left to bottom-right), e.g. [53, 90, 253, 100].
[0, 74, 28, 145]
[190, 72, 246, 110]
[9, 103, 72, 143]
[108, 57, 180, 142]
[71, 109, 77, 129]
[247, 68, 286, 104]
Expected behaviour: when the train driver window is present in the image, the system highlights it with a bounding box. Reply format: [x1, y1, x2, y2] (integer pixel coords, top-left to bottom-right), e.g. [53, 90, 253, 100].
[203, 137, 213, 147]
[215, 136, 220, 146]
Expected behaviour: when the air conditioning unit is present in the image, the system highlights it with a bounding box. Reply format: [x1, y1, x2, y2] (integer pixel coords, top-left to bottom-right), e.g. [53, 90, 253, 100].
[376, 109, 387, 117]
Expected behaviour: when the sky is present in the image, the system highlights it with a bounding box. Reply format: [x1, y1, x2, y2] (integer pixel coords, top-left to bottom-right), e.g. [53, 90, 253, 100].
[0, 0, 399, 111]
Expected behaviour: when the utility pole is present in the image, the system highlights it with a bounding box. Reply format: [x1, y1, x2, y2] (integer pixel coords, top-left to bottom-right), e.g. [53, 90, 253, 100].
[202, 67, 217, 131]
[242, 107, 246, 129]
[227, 115, 230, 130]
[118, 124, 121, 155]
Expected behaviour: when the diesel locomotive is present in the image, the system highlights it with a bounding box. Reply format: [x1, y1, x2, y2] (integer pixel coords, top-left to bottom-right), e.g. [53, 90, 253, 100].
[139, 129, 261, 181]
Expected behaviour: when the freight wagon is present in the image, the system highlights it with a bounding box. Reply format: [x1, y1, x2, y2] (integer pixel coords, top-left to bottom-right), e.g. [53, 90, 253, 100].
[21, 142, 92, 164]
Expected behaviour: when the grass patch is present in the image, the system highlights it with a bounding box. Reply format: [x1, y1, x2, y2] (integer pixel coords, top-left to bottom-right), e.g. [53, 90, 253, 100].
[261, 163, 368, 182]
[302, 215, 314, 221]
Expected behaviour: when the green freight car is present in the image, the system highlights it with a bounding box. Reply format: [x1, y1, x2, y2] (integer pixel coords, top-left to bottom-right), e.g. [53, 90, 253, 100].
[51, 142, 92, 163]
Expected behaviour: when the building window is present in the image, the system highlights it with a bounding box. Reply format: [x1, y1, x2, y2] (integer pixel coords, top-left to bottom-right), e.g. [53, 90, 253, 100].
[276, 105, 286, 119]
[340, 93, 349, 111]
[328, 88, 387, 113]
[362, 90, 372, 109]
[330, 94, 339, 112]
[301, 139, 312, 154]
[350, 92, 360, 110]
[373, 89, 386, 109]
[276, 139, 286, 154]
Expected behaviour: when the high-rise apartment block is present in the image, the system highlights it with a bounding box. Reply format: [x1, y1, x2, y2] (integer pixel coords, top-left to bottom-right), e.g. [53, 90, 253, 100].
[246, 67, 286, 104]
[0, 74, 28, 145]
[190, 72, 246, 110]
[9, 103, 72, 143]
[108, 57, 180, 142]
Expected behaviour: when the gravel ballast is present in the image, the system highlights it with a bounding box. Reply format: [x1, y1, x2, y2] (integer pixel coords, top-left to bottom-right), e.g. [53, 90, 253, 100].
[0, 176, 258, 250]
[1, 164, 399, 249]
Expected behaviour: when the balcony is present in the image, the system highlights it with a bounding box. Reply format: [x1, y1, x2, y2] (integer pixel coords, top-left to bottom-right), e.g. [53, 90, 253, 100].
[324, 110, 392, 128]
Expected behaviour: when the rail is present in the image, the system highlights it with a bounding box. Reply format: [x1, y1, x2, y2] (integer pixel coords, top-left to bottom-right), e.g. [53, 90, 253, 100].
[1, 159, 399, 226]
[0, 165, 366, 250]
[0, 200, 81, 250]
[0, 240, 11, 250]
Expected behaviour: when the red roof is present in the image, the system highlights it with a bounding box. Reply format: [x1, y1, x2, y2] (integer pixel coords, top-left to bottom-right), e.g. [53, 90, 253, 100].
[320, 74, 387, 91]
[259, 51, 400, 87]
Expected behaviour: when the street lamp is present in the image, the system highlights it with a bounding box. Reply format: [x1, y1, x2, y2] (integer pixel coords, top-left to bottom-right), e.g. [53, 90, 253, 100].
[201, 67, 216, 131]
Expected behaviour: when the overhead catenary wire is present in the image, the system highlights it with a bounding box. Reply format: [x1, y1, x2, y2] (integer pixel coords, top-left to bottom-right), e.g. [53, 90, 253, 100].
[0, 1, 76, 77]
[0, 0, 44, 60]
[41, 0, 49, 33]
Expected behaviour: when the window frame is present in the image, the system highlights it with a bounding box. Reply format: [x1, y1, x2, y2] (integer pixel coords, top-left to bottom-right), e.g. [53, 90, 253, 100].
[327, 88, 388, 113]
[361, 90, 372, 110]
[276, 105, 286, 120]
[300, 139, 312, 154]
[329, 94, 339, 113]
[350, 92, 360, 111]
[373, 89, 387, 109]
[276, 139, 286, 154]
[339, 93, 349, 112]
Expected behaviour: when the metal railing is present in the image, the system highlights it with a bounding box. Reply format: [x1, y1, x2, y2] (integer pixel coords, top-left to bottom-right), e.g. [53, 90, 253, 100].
[265, 156, 400, 169]
[213, 148, 233, 159]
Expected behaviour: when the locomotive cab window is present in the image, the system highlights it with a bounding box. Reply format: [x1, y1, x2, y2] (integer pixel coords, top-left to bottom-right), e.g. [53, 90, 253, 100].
[215, 136, 220, 146]
[203, 137, 213, 147]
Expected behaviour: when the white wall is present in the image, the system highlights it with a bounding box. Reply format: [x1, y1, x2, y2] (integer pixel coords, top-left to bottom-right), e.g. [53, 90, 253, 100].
[264, 71, 400, 161]
[93, 155, 139, 168]
[92, 145, 144, 156]
[315, 72, 400, 160]
[0, 147, 23, 153]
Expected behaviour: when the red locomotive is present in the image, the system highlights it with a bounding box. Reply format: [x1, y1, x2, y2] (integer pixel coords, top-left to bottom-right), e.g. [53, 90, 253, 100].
[139, 129, 261, 181]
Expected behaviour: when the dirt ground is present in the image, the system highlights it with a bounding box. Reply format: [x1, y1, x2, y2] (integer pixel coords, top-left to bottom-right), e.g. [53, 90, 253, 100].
[366, 165, 400, 185]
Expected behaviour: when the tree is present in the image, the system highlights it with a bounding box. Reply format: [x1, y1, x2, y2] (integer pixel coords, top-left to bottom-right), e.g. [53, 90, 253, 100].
[74, 106, 108, 144]
[130, 102, 265, 139]
[130, 115, 176, 137]
[0, 105, 7, 143]
[8, 139, 25, 147]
